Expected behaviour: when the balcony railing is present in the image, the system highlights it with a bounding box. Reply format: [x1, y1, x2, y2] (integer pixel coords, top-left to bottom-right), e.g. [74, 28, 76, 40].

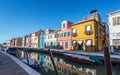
[84, 31, 93, 35]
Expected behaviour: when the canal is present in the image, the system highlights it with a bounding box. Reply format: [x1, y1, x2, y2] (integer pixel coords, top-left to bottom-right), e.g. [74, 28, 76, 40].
[18, 50, 120, 75]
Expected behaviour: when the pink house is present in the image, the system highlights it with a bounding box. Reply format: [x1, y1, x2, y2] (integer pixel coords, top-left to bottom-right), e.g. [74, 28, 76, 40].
[57, 20, 73, 50]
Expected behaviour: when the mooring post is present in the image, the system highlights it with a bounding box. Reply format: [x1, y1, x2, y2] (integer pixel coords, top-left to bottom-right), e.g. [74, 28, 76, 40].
[25, 49, 29, 65]
[104, 46, 112, 75]
[48, 49, 58, 75]
[16, 48, 20, 59]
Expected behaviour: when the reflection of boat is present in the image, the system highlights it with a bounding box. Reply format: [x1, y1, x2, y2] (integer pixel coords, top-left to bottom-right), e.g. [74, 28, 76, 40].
[20, 58, 40, 68]
[63, 53, 95, 65]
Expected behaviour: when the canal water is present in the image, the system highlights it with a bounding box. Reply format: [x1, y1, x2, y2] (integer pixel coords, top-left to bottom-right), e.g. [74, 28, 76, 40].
[18, 50, 120, 75]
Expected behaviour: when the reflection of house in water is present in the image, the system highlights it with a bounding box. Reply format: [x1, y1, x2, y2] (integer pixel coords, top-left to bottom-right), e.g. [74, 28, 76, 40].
[44, 55, 54, 71]
[72, 66, 96, 75]
[57, 59, 72, 75]
[43, 54, 97, 75]
[18, 50, 25, 57]
[28, 52, 38, 60]
[38, 54, 44, 65]
[85, 68, 96, 75]
[18, 51, 97, 75]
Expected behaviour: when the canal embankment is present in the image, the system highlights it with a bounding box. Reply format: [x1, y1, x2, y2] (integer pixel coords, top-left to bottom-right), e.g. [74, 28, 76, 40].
[0, 51, 41, 75]
[5, 46, 120, 65]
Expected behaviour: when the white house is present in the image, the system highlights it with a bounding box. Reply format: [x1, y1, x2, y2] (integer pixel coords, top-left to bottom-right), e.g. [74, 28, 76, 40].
[5, 40, 11, 46]
[31, 33, 36, 48]
[108, 10, 120, 52]
[44, 29, 59, 49]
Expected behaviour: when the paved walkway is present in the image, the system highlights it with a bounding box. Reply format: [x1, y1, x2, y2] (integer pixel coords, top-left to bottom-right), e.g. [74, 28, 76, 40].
[0, 51, 41, 75]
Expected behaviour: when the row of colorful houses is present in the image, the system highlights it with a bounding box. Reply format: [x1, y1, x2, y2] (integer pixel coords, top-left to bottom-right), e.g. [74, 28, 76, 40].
[5, 10, 111, 52]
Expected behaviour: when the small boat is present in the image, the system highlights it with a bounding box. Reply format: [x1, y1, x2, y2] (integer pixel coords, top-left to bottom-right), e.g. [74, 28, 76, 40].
[20, 57, 41, 68]
[89, 55, 103, 64]
[63, 53, 95, 65]
[6, 48, 17, 56]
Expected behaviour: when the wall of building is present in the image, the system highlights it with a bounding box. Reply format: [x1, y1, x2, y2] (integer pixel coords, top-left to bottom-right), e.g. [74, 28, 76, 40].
[108, 10, 120, 52]
[57, 21, 72, 50]
[39, 32, 44, 48]
[31, 33, 36, 48]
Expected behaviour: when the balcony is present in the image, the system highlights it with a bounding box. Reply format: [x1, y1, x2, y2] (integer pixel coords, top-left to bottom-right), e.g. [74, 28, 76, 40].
[72, 33, 77, 37]
[84, 31, 93, 35]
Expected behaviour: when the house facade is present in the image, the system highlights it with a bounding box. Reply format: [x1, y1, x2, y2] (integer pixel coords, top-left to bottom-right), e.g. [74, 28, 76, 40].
[22, 37, 25, 47]
[15, 38, 22, 46]
[10, 38, 16, 46]
[71, 11, 107, 52]
[6, 40, 11, 46]
[31, 33, 36, 48]
[34, 29, 43, 48]
[39, 31, 45, 48]
[57, 20, 73, 50]
[44, 29, 55, 48]
[108, 10, 120, 52]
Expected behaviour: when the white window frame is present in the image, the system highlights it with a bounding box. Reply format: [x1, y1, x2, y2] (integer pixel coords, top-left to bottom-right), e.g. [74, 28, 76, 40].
[86, 25, 92, 32]
[72, 28, 77, 33]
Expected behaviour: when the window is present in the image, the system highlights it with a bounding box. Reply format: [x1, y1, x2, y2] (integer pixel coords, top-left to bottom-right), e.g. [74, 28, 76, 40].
[55, 34, 59, 38]
[117, 17, 120, 25]
[64, 32, 66, 37]
[67, 32, 71, 36]
[61, 33, 63, 37]
[72, 28, 77, 33]
[62, 42, 64, 46]
[50, 35, 52, 39]
[55, 34, 57, 38]
[86, 39, 92, 46]
[85, 25, 92, 32]
[113, 39, 120, 46]
[63, 23, 66, 28]
[113, 16, 120, 25]
[48, 36, 49, 39]
[113, 39, 120, 50]
[65, 42, 68, 49]
[113, 17, 117, 25]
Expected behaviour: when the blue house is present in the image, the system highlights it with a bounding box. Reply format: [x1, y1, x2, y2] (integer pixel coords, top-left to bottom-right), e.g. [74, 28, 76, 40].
[39, 31, 44, 48]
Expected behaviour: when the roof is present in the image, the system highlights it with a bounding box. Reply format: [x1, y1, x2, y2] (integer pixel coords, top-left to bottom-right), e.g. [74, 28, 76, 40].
[72, 18, 96, 26]
[107, 10, 120, 17]
[49, 30, 60, 34]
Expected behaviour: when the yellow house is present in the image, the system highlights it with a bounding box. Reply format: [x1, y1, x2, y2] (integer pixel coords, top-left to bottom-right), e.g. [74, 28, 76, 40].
[71, 11, 107, 52]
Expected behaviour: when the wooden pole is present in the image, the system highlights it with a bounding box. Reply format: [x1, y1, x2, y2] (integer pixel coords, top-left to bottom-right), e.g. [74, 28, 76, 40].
[48, 49, 58, 75]
[104, 47, 112, 75]
[25, 49, 29, 65]
[16, 48, 20, 58]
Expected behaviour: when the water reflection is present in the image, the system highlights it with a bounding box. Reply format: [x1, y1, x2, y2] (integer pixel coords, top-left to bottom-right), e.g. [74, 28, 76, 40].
[18, 50, 119, 75]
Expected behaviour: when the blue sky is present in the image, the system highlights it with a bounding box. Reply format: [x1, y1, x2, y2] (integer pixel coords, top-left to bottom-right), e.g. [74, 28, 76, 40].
[0, 0, 120, 43]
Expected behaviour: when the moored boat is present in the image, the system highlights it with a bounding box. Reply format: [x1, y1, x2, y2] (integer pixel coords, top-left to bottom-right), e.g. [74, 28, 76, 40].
[63, 53, 95, 65]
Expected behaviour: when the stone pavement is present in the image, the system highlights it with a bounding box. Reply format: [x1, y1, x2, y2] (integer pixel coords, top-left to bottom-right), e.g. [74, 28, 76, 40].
[0, 51, 41, 75]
